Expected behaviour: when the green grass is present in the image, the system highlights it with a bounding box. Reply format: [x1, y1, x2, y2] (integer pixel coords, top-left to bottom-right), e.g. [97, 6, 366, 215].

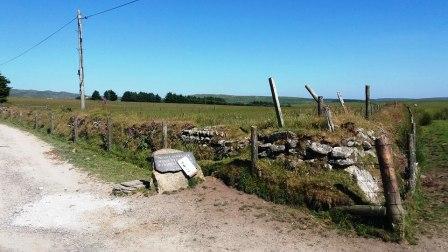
[404, 119, 448, 244]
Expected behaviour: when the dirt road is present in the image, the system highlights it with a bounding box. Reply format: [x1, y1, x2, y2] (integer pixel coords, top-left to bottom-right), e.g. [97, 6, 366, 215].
[0, 123, 445, 251]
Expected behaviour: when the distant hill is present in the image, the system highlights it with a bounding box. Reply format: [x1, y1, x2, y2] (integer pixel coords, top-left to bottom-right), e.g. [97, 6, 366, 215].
[11, 89, 78, 99]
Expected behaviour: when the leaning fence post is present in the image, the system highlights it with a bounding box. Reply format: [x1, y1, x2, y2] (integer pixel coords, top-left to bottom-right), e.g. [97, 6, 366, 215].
[106, 116, 112, 151]
[323, 107, 335, 132]
[336, 91, 347, 113]
[250, 126, 259, 176]
[317, 96, 323, 116]
[365, 85, 371, 119]
[73, 117, 78, 143]
[162, 122, 168, 149]
[268, 77, 284, 128]
[305, 84, 319, 102]
[375, 135, 405, 238]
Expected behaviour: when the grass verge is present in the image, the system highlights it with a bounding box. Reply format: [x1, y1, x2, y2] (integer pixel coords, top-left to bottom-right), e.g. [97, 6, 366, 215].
[404, 120, 448, 244]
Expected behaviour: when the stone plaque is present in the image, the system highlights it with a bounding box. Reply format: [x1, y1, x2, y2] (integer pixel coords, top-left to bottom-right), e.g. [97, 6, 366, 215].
[153, 152, 198, 173]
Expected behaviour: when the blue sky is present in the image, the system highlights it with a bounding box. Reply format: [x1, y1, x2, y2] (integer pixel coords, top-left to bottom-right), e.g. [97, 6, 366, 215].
[0, 0, 447, 99]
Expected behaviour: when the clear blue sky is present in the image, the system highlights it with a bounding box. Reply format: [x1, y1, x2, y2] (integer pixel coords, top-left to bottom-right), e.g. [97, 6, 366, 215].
[0, 0, 447, 99]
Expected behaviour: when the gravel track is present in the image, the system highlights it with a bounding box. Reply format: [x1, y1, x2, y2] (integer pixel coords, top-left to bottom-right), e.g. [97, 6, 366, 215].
[0, 123, 446, 251]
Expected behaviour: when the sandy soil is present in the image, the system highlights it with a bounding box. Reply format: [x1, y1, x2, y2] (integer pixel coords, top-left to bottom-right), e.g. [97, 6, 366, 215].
[0, 123, 446, 251]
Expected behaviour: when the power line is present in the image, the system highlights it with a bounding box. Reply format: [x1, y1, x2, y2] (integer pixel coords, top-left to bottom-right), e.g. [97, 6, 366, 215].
[0, 17, 77, 66]
[0, 0, 142, 67]
[84, 0, 141, 19]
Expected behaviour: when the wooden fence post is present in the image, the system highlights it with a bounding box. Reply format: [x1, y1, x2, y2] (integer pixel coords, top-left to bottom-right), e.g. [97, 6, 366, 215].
[406, 133, 418, 195]
[251, 126, 259, 176]
[305, 84, 319, 102]
[162, 122, 168, 149]
[34, 113, 38, 129]
[323, 107, 335, 132]
[365, 85, 371, 119]
[375, 135, 405, 237]
[73, 117, 78, 143]
[49, 112, 54, 134]
[336, 91, 347, 113]
[317, 96, 323, 116]
[107, 116, 112, 151]
[268, 77, 284, 128]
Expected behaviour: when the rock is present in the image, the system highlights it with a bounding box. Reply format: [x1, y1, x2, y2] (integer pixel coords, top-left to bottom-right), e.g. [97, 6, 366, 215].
[309, 142, 333, 155]
[331, 147, 355, 159]
[329, 158, 356, 167]
[344, 166, 381, 204]
[112, 180, 150, 196]
[346, 141, 356, 147]
[362, 141, 372, 150]
[288, 149, 298, 155]
[258, 143, 272, 151]
[367, 130, 376, 140]
[286, 139, 298, 149]
[152, 149, 204, 194]
[269, 144, 286, 153]
[324, 163, 333, 171]
[258, 151, 268, 158]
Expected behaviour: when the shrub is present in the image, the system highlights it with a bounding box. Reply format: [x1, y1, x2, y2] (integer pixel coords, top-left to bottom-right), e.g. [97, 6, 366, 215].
[433, 107, 448, 120]
[418, 111, 432, 126]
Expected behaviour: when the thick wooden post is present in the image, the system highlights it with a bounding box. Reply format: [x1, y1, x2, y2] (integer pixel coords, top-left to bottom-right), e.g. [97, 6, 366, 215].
[375, 135, 405, 237]
[162, 122, 168, 149]
[250, 126, 258, 175]
[323, 107, 335, 132]
[365, 85, 371, 119]
[73, 117, 78, 143]
[107, 116, 112, 151]
[305, 84, 319, 102]
[317, 96, 323, 116]
[268, 77, 284, 128]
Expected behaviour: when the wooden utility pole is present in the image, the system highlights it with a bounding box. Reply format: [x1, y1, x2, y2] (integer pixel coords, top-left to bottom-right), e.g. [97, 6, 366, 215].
[365, 85, 370, 119]
[77, 10, 86, 111]
[268, 77, 284, 128]
[375, 135, 405, 237]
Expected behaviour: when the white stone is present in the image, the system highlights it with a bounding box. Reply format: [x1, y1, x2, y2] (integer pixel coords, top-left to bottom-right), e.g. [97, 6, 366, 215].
[345, 166, 380, 204]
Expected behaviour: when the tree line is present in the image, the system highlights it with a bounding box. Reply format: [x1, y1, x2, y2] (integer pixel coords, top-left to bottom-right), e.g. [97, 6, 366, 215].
[89, 90, 226, 105]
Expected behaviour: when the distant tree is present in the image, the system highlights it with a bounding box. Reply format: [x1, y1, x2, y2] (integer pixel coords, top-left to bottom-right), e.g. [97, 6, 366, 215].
[121, 90, 162, 103]
[91, 90, 101, 100]
[0, 73, 11, 103]
[103, 90, 118, 101]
